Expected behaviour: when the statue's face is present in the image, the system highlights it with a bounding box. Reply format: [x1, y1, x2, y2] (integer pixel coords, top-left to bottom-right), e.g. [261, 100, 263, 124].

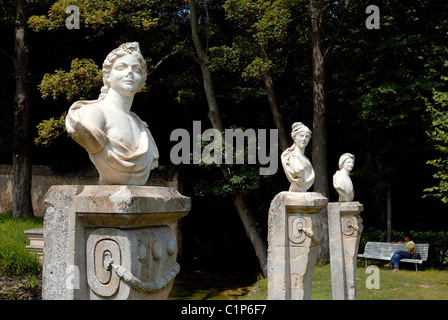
[343, 158, 354, 172]
[294, 130, 311, 149]
[108, 54, 145, 97]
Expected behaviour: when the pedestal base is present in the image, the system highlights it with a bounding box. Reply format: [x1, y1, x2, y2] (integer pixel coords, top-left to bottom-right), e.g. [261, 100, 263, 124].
[42, 185, 190, 300]
[328, 201, 363, 300]
[267, 192, 328, 300]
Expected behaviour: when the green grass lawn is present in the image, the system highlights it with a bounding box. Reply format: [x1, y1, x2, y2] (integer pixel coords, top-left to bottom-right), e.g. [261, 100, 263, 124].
[0, 212, 43, 276]
[243, 262, 448, 300]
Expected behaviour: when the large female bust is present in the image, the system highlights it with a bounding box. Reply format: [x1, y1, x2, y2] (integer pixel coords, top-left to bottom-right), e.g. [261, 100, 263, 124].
[66, 42, 159, 185]
[281, 122, 315, 192]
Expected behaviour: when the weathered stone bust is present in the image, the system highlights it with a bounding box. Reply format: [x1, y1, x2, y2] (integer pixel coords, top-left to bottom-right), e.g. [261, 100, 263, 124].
[333, 153, 355, 202]
[281, 122, 315, 192]
[66, 42, 159, 185]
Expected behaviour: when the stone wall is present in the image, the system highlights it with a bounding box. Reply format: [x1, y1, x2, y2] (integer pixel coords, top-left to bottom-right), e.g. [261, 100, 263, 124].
[0, 165, 181, 217]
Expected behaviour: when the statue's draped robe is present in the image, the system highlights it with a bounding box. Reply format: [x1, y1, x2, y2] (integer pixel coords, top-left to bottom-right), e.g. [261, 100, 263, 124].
[332, 170, 354, 202]
[66, 100, 159, 185]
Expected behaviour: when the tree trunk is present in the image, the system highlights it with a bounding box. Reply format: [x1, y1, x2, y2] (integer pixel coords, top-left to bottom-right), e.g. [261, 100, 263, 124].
[12, 1, 33, 219]
[188, 1, 224, 132]
[233, 193, 267, 274]
[259, 46, 290, 151]
[311, 0, 329, 261]
[188, 0, 267, 276]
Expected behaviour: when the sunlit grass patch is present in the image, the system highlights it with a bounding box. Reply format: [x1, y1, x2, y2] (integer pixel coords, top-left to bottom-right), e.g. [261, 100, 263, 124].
[0, 212, 43, 276]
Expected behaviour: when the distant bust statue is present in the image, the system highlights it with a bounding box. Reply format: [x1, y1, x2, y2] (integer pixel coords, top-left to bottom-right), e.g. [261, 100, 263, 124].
[66, 42, 159, 185]
[333, 153, 355, 202]
[281, 122, 315, 192]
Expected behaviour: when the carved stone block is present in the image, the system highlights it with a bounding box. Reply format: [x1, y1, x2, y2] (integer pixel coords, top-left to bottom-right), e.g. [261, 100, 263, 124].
[42, 185, 190, 300]
[327, 201, 363, 300]
[268, 192, 327, 300]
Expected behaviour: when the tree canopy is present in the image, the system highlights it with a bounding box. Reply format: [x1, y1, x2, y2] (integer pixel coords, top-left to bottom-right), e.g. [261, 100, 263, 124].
[1, 0, 448, 272]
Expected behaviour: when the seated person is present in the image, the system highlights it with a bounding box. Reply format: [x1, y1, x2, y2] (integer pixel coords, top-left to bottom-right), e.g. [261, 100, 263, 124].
[385, 235, 415, 271]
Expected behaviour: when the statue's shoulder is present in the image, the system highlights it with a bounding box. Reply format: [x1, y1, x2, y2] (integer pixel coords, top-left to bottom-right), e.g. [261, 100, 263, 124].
[333, 169, 345, 180]
[68, 99, 103, 116]
[130, 112, 149, 128]
[67, 100, 106, 130]
[281, 145, 295, 160]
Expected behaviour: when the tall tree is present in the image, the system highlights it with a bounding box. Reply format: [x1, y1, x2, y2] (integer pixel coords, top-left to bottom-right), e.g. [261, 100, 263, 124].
[210, 0, 296, 151]
[186, 0, 267, 276]
[310, 0, 329, 260]
[310, 0, 328, 198]
[0, 0, 33, 218]
[188, 0, 224, 132]
[12, 0, 33, 218]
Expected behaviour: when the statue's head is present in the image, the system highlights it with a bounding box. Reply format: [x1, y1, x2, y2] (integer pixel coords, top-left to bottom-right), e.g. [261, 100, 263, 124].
[99, 42, 147, 99]
[291, 122, 312, 149]
[338, 153, 355, 171]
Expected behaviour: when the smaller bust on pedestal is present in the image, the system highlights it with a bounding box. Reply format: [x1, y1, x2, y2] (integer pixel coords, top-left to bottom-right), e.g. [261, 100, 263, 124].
[333, 153, 355, 202]
[281, 122, 315, 192]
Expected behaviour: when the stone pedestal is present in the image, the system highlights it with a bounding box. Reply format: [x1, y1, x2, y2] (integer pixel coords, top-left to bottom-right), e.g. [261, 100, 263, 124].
[24, 228, 44, 263]
[327, 202, 363, 300]
[267, 192, 328, 300]
[42, 185, 190, 300]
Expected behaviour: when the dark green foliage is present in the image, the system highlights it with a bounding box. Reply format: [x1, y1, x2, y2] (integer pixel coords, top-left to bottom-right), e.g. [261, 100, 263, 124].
[423, 78, 448, 203]
[38, 58, 102, 102]
[28, 0, 160, 34]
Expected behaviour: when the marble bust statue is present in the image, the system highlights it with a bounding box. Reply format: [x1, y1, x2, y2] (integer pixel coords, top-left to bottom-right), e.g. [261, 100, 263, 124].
[333, 153, 355, 202]
[281, 122, 315, 192]
[66, 42, 159, 185]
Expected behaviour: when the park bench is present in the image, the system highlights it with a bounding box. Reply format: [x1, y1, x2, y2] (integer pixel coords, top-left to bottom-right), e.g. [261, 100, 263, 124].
[357, 242, 429, 271]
